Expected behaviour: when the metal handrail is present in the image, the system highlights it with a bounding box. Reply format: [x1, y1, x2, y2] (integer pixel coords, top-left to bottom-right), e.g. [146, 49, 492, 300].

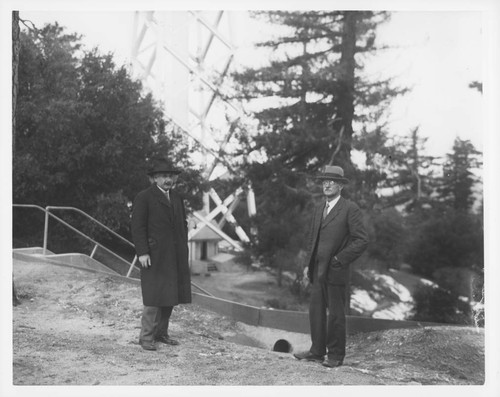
[44, 205, 138, 277]
[14, 204, 137, 275]
[46, 206, 135, 248]
[13, 204, 213, 296]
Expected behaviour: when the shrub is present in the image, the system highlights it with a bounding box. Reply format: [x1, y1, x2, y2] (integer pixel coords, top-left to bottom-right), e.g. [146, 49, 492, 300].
[409, 284, 473, 325]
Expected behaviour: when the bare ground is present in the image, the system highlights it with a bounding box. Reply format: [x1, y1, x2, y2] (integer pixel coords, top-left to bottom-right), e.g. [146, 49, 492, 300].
[11, 257, 485, 386]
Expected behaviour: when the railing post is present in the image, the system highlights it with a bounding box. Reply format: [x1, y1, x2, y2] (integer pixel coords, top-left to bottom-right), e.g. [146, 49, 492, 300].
[126, 256, 138, 278]
[43, 208, 49, 255]
[90, 244, 99, 258]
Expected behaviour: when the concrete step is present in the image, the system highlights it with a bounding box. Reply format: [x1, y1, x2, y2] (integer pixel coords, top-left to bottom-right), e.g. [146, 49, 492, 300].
[13, 249, 119, 275]
[207, 263, 218, 272]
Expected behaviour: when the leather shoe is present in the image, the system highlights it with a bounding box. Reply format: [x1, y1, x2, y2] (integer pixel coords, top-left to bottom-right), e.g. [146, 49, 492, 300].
[322, 358, 343, 368]
[139, 340, 157, 351]
[155, 335, 180, 346]
[293, 351, 324, 363]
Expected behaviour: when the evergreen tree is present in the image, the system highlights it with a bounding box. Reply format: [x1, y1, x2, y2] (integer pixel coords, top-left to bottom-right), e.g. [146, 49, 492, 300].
[438, 137, 481, 212]
[230, 11, 404, 272]
[382, 127, 437, 211]
[365, 207, 406, 268]
[234, 11, 403, 175]
[404, 208, 483, 278]
[14, 23, 203, 238]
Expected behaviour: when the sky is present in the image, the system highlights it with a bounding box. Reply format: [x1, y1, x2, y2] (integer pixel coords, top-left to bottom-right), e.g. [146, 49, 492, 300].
[17, 8, 484, 159]
[373, 11, 483, 156]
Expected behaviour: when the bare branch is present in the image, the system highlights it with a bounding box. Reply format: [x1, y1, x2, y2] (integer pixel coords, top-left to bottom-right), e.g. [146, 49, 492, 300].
[19, 18, 39, 32]
[329, 125, 344, 165]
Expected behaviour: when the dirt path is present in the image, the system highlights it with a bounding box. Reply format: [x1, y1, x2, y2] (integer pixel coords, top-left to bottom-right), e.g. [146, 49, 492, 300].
[10, 258, 485, 388]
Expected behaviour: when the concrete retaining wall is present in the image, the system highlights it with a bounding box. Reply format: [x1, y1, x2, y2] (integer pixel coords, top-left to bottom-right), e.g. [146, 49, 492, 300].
[192, 292, 441, 335]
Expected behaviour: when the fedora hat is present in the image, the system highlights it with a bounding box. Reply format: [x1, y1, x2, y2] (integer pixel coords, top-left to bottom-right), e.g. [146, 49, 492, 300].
[315, 165, 349, 184]
[147, 159, 182, 176]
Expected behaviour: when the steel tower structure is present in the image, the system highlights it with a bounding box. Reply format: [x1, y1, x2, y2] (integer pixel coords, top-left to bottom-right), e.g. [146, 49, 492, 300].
[130, 10, 255, 250]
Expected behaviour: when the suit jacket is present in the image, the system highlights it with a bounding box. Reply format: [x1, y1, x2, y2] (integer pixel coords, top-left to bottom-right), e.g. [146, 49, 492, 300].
[131, 184, 192, 306]
[305, 196, 368, 285]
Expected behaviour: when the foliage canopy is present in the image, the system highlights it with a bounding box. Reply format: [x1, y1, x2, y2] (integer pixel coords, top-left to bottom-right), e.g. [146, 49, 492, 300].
[14, 23, 203, 237]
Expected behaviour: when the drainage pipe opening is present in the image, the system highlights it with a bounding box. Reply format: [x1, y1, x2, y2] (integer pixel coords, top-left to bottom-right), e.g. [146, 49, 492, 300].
[272, 339, 293, 353]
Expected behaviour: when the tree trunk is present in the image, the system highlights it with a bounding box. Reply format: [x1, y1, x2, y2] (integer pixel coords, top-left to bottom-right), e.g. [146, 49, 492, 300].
[411, 128, 423, 204]
[12, 12, 20, 306]
[332, 11, 357, 174]
[337, 12, 358, 314]
[12, 11, 20, 154]
[277, 264, 283, 287]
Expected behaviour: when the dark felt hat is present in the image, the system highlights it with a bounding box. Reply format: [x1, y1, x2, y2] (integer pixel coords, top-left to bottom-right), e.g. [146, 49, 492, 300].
[147, 159, 182, 176]
[315, 165, 349, 184]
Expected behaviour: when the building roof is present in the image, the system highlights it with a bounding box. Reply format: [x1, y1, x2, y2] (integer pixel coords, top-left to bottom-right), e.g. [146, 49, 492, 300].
[189, 224, 223, 242]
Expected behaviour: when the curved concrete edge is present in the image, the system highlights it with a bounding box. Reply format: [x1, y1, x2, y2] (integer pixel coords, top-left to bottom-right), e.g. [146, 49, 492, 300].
[13, 250, 119, 275]
[13, 247, 55, 255]
[192, 292, 261, 326]
[12, 251, 140, 287]
[13, 249, 448, 335]
[191, 292, 449, 335]
[45, 253, 119, 275]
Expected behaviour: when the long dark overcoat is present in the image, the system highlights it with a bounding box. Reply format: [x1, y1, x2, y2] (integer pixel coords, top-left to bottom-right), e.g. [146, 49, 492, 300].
[131, 184, 192, 306]
[305, 196, 368, 285]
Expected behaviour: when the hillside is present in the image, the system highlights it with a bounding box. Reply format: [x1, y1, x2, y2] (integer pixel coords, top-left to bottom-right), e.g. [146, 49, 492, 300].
[11, 257, 484, 387]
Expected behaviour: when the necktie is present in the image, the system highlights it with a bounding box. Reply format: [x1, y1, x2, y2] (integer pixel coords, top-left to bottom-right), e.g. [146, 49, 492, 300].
[323, 202, 329, 220]
[164, 190, 170, 202]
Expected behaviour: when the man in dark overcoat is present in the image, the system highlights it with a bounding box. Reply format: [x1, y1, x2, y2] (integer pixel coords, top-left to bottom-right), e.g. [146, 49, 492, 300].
[131, 159, 192, 351]
[294, 165, 368, 367]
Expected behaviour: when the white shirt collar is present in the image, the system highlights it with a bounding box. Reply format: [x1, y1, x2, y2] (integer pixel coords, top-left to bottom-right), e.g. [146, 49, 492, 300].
[156, 184, 167, 194]
[326, 195, 341, 210]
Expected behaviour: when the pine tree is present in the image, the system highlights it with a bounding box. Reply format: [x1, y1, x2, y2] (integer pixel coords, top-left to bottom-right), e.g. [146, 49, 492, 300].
[438, 138, 481, 212]
[234, 11, 403, 174]
[230, 11, 404, 272]
[387, 127, 438, 210]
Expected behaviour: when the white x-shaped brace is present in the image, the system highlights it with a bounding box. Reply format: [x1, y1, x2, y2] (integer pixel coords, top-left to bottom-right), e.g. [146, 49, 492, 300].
[188, 187, 251, 251]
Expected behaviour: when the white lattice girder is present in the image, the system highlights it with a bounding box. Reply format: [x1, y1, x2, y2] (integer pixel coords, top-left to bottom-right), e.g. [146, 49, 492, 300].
[130, 10, 243, 177]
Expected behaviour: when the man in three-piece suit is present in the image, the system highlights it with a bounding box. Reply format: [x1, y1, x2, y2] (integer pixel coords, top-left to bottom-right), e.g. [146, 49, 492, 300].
[131, 159, 192, 351]
[294, 165, 368, 367]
